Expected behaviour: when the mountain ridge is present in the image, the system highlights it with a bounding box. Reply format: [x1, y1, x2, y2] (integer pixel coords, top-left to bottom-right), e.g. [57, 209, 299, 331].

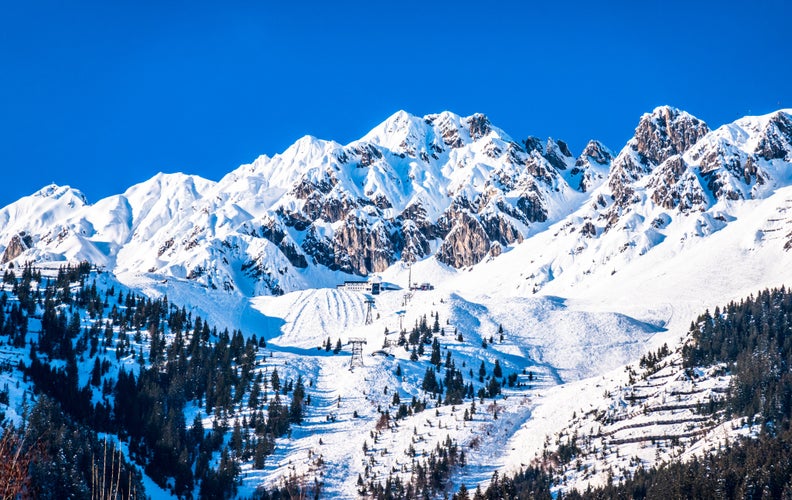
[1, 107, 791, 301]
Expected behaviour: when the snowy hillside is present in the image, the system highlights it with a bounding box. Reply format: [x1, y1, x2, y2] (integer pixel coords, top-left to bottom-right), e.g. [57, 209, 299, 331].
[1, 106, 792, 498]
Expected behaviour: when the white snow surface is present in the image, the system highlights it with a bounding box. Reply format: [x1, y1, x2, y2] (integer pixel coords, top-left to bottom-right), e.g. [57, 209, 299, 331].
[2, 107, 792, 496]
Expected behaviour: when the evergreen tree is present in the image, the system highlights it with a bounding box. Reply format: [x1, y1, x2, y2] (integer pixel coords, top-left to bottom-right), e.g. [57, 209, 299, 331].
[422, 367, 439, 394]
[430, 338, 442, 366]
[289, 375, 305, 424]
[270, 368, 281, 393]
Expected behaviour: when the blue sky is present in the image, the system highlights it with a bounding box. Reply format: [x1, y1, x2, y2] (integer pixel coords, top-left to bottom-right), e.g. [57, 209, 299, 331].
[1, 0, 790, 208]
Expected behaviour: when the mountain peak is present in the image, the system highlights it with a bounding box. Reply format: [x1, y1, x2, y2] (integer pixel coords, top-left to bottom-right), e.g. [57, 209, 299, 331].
[31, 184, 88, 206]
[633, 105, 709, 166]
[467, 113, 492, 141]
[579, 140, 613, 163]
[359, 110, 428, 154]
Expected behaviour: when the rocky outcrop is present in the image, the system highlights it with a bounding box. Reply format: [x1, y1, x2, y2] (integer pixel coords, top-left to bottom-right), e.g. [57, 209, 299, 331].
[648, 156, 707, 211]
[697, 145, 756, 183]
[544, 139, 573, 172]
[304, 191, 358, 223]
[258, 218, 308, 269]
[694, 143, 762, 202]
[302, 227, 337, 270]
[290, 175, 336, 199]
[523, 136, 544, 154]
[468, 113, 491, 141]
[573, 140, 612, 192]
[400, 220, 430, 264]
[515, 190, 549, 223]
[427, 113, 464, 149]
[1, 233, 33, 264]
[580, 221, 597, 237]
[480, 212, 523, 246]
[609, 107, 709, 209]
[353, 143, 383, 167]
[331, 215, 398, 274]
[240, 258, 284, 295]
[755, 112, 792, 161]
[634, 106, 709, 166]
[578, 140, 612, 167]
[436, 211, 490, 268]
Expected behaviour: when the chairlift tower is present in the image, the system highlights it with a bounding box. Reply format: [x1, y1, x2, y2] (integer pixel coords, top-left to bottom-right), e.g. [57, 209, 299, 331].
[365, 297, 375, 325]
[383, 329, 397, 349]
[348, 337, 367, 369]
[396, 310, 406, 332]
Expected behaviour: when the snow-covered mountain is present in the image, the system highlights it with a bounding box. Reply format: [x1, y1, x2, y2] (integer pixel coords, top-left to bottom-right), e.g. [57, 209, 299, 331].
[2, 107, 790, 303]
[0, 109, 612, 296]
[2, 106, 792, 497]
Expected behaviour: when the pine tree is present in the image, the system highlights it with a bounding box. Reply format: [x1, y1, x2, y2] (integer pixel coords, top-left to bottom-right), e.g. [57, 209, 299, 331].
[422, 368, 439, 394]
[290, 375, 305, 424]
[90, 357, 102, 386]
[271, 368, 281, 393]
[430, 338, 442, 366]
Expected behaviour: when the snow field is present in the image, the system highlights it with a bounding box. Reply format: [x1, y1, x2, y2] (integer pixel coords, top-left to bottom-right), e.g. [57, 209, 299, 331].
[229, 277, 668, 494]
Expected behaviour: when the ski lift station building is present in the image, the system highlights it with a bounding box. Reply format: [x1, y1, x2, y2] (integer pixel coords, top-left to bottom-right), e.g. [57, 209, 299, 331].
[337, 275, 382, 295]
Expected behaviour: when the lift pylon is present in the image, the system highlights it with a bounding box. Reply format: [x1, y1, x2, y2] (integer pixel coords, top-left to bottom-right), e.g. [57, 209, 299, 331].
[365, 297, 375, 325]
[348, 337, 367, 369]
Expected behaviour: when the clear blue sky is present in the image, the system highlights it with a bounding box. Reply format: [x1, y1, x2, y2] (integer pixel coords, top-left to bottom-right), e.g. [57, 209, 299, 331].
[1, 0, 790, 208]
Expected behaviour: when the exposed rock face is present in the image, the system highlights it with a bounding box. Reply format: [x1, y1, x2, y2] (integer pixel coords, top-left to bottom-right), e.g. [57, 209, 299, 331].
[634, 106, 710, 166]
[400, 220, 430, 264]
[580, 221, 597, 237]
[436, 211, 490, 268]
[302, 227, 336, 270]
[515, 190, 548, 223]
[1, 233, 33, 264]
[648, 155, 707, 211]
[577, 140, 612, 167]
[468, 113, 491, 140]
[258, 218, 308, 268]
[609, 107, 710, 209]
[353, 143, 383, 167]
[240, 258, 284, 295]
[261, 112, 588, 275]
[755, 112, 792, 161]
[331, 215, 398, 275]
[480, 212, 523, 246]
[489, 241, 503, 257]
[573, 140, 612, 192]
[523, 155, 558, 185]
[544, 139, 573, 171]
[523, 136, 544, 154]
[693, 141, 762, 203]
[428, 113, 464, 149]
